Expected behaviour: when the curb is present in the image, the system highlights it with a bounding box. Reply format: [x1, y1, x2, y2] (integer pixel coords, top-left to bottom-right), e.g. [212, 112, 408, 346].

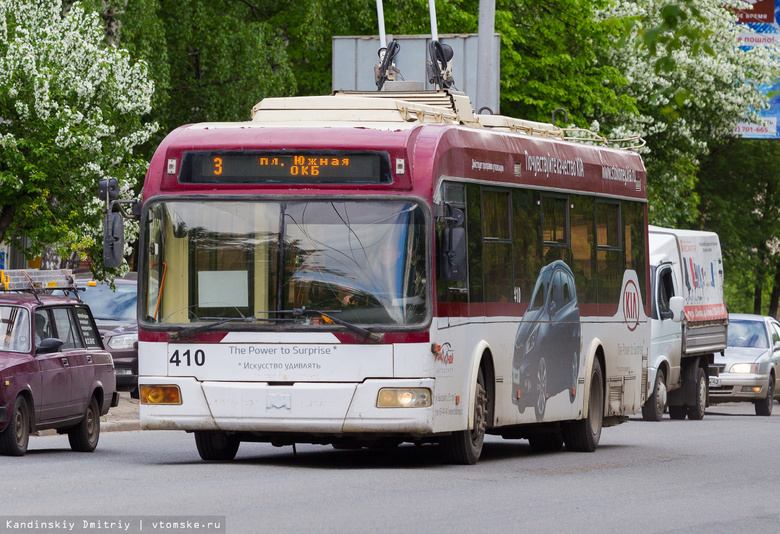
[102, 420, 142, 432]
[35, 419, 140, 436]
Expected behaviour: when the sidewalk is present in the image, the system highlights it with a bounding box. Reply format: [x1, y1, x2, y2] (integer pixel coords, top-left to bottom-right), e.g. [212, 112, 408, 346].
[102, 391, 141, 432]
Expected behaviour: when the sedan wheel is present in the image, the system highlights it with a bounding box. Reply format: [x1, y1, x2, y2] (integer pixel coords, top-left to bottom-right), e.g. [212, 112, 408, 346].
[0, 395, 30, 456]
[755, 375, 775, 416]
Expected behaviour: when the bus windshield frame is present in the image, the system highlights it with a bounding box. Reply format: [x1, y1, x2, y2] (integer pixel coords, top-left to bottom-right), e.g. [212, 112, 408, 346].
[139, 197, 431, 331]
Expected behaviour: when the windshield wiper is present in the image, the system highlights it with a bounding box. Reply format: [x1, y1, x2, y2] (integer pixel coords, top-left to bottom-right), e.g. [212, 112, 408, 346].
[170, 315, 297, 341]
[269, 308, 381, 342]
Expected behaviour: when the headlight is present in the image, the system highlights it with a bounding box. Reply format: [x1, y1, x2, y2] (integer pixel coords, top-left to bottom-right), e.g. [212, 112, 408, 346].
[376, 388, 431, 408]
[730, 363, 758, 374]
[525, 324, 539, 354]
[107, 332, 138, 350]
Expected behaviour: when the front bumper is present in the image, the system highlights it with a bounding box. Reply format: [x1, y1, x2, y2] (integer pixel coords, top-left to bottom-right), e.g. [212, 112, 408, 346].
[140, 377, 436, 436]
[708, 372, 770, 403]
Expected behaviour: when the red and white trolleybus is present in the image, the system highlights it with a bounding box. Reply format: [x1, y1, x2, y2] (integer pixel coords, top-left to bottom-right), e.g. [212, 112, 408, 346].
[130, 90, 649, 463]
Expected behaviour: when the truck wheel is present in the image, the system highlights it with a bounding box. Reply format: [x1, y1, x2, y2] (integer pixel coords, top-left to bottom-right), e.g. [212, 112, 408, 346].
[562, 358, 603, 452]
[440, 367, 488, 465]
[0, 395, 30, 456]
[755, 375, 774, 416]
[668, 405, 688, 420]
[194, 431, 240, 461]
[642, 369, 667, 422]
[68, 396, 101, 452]
[687, 367, 707, 420]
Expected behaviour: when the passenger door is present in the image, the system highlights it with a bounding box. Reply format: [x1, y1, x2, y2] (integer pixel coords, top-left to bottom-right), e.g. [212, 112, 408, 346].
[770, 322, 780, 397]
[652, 264, 682, 387]
[35, 308, 73, 422]
[51, 306, 94, 417]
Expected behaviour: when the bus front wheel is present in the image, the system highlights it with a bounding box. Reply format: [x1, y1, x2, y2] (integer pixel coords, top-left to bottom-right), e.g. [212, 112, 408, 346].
[440, 367, 488, 465]
[195, 431, 240, 461]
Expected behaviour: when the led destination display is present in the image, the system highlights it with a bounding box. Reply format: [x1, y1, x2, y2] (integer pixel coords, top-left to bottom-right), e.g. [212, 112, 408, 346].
[179, 151, 391, 184]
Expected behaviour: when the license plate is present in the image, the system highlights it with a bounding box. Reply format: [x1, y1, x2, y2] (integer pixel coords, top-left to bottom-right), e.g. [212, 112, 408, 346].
[709, 376, 721, 388]
[116, 368, 132, 375]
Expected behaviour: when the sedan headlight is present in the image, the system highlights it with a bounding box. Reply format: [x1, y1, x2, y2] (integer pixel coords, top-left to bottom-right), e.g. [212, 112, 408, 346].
[730, 363, 758, 374]
[525, 324, 540, 354]
[107, 332, 138, 350]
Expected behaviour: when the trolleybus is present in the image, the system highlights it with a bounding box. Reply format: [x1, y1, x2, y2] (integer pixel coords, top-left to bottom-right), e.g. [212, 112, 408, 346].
[122, 89, 649, 464]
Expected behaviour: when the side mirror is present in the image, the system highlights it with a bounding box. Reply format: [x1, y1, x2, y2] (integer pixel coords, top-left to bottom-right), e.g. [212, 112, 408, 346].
[36, 337, 64, 355]
[97, 178, 119, 201]
[440, 205, 466, 282]
[441, 226, 466, 281]
[103, 210, 124, 268]
[669, 296, 685, 323]
[549, 300, 558, 316]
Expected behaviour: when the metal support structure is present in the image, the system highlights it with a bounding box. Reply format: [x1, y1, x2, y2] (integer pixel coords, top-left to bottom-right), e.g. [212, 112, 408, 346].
[476, 0, 496, 114]
[429, 0, 438, 42]
[376, 0, 387, 49]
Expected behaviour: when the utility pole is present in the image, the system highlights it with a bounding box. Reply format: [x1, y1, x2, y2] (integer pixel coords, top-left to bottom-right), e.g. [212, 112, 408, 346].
[476, 0, 496, 114]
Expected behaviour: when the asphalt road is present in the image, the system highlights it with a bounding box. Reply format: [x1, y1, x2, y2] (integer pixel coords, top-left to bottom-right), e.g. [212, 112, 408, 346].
[3, 402, 780, 534]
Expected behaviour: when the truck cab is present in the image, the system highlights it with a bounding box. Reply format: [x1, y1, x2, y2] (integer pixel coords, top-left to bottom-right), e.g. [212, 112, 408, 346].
[643, 226, 728, 421]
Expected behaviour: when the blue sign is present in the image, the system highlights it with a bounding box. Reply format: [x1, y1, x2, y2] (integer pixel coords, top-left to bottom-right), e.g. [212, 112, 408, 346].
[735, 0, 780, 139]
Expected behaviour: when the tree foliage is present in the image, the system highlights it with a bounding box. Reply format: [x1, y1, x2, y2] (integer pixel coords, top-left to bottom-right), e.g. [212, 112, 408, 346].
[698, 139, 780, 315]
[598, 0, 779, 227]
[0, 0, 156, 273]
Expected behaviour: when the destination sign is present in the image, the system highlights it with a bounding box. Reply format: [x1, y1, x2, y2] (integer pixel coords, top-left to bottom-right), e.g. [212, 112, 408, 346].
[179, 151, 391, 184]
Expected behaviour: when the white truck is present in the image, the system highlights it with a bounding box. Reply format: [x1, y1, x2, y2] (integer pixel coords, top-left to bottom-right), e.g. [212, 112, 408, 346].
[642, 226, 728, 421]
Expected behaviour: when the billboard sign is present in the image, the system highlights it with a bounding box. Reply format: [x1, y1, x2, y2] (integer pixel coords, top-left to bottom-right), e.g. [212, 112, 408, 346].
[734, 0, 780, 139]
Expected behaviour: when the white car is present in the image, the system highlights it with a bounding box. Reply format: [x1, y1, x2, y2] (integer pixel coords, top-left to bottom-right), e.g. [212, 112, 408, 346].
[709, 313, 780, 416]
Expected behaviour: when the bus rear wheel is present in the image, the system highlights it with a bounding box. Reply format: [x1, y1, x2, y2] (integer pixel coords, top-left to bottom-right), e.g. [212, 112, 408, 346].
[440, 367, 488, 465]
[562, 358, 603, 452]
[195, 431, 240, 461]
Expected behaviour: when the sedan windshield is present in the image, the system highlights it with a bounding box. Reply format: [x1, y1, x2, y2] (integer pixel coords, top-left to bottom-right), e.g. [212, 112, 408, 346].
[727, 320, 768, 349]
[142, 200, 427, 328]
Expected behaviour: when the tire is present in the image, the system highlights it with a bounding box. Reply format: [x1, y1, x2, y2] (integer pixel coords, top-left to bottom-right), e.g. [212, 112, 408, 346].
[642, 369, 667, 422]
[194, 431, 240, 461]
[130, 387, 140, 400]
[528, 431, 563, 453]
[755, 375, 775, 416]
[668, 405, 688, 420]
[68, 396, 101, 452]
[0, 395, 30, 456]
[562, 358, 603, 452]
[440, 367, 488, 465]
[687, 367, 707, 421]
[534, 357, 547, 422]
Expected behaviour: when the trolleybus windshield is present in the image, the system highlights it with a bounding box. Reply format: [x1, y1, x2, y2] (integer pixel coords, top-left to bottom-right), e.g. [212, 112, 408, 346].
[142, 200, 427, 328]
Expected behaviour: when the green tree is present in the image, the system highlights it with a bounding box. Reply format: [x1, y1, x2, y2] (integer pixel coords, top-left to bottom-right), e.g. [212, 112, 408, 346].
[598, 0, 778, 227]
[0, 1, 156, 272]
[698, 139, 780, 316]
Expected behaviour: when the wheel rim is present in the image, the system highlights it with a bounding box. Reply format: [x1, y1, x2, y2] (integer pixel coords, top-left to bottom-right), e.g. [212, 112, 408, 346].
[589, 373, 602, 435]
[86, 402, 98, 445]
[656, 379, 667, 417]
[14, 402, 27, 448]
[697, 374, 706, 414]
[536, 358, 547, 417]
[471, 379, 487, 446]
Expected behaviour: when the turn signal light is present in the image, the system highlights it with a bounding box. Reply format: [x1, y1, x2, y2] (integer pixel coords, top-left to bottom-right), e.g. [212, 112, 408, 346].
[140, 385, 182, 405]
[377, 388, 432, 408]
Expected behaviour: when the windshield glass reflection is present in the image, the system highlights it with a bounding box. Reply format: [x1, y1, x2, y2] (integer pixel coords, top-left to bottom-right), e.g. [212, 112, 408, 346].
[143, 200, 427, 328]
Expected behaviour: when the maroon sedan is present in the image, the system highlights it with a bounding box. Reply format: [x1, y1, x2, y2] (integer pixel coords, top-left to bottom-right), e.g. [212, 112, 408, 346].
[0, 289, 117, 456]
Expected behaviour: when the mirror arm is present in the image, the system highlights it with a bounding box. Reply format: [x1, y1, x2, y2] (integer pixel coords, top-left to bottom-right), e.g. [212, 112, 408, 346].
[108, 199, 140, 221]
